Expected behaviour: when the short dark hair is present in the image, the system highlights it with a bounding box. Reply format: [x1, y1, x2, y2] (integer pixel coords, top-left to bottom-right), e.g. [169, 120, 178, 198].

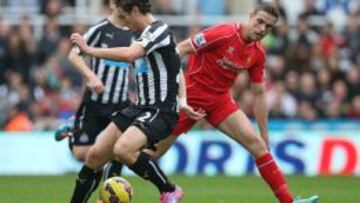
[115, 0, 151, 14]
[254, 2, 280, 19]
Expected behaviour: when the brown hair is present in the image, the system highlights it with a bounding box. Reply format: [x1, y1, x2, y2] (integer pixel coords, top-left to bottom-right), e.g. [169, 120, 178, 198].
[254, 2, 280, 19]
[115, 0, 151, 14]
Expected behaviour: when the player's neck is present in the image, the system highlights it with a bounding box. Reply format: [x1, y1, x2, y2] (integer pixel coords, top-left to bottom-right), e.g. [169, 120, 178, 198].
[108, 14, 126, 29]
[241, 24, 253, 43]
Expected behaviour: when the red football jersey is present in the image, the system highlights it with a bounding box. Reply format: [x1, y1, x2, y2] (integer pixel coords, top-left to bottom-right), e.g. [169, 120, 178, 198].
[187, 23, 266, 94]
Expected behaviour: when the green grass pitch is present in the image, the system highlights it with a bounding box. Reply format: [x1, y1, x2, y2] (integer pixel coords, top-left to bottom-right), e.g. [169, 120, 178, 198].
[0, 175, 358, 203]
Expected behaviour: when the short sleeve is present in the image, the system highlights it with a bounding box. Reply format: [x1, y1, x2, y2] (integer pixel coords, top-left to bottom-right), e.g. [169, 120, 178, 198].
[75, 21, 104, 54]
[83, 24, 102, 46]
[136, 22, 171, 55]
[190, 24, 235, 53]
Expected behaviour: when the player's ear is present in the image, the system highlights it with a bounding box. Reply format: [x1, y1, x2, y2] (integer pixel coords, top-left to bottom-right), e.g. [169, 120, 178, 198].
[133, 6, 141, 16]
[249, 11, 255, 19]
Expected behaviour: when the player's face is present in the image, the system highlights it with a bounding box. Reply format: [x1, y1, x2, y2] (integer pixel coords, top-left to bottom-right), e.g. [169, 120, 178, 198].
[116, 6, 141, 31]
[248, 10, 277, 41]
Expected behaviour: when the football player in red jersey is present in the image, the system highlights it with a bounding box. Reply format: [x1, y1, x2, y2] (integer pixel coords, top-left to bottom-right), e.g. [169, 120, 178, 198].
[149, 2, 319, 203]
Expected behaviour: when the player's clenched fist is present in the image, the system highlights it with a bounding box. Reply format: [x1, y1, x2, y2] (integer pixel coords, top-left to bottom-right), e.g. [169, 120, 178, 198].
[71, 33, 91, 54]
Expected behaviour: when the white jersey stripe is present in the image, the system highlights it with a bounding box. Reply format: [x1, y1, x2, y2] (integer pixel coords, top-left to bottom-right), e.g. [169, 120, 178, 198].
[121, 70, 129, 102]
[137, 73, 146, 105]
[83, 21, 108, 42]
[154, 52, 168, 101]
[147, 35, 171, 54]
[147, 58, 156, 104]
[112, 69, 124, 103]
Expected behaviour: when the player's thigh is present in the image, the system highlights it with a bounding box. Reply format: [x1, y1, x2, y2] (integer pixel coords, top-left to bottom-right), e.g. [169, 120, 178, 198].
[113, 126, 148, 165]
[115, 126, 148, 154]
[216, 110, 266, 156]
[87, 122, 121, 167]
[72, 145, 91, 162]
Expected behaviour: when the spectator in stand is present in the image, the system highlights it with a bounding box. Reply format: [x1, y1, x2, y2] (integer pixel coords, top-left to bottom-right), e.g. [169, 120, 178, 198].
[343, 15, 360, 64]
[42, 0, 64, 17]
[318, 22, 344, 59]
[267, 81, 297, 118]
[288, 14, 318, 70]
[295, 72, 318, 104]
[4, 30, 35, 84]
[153, 0, 178, 15]
[4, 103, 33, 132]
[297, 100, 318, 120]
[266, 23, 289, 56]
[301, 0, 323, 17]
[284, 70, 299, 96]
[37, 18, 61, 65]
[346, 65, 360, 100]
[349, 96, 360, 119]
[0, 19, 11, 84]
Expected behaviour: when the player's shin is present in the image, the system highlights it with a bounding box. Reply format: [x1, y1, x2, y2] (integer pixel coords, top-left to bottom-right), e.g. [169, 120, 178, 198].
[70, 165, 103, 203]
[129, 152, 175, 193]
[256, 153, 293, 203]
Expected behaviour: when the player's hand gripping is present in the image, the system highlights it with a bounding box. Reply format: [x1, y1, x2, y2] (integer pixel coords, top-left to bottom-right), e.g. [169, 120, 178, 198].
[178, 98, 206, 120]
[87, 74, 104, 93]
[181, 105, 206, 120]
[70, 33, 91, 55]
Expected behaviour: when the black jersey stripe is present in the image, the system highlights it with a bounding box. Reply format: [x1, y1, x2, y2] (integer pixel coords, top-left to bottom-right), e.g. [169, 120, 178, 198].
[97, 64, 110, 103]
[108, 67, 120, 103]
[119, 69, 128, 102]
[145, 32, 170, 52]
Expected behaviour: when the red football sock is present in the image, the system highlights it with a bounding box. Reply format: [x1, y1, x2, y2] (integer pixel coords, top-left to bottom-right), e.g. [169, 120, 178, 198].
[256, 153, 293, 203]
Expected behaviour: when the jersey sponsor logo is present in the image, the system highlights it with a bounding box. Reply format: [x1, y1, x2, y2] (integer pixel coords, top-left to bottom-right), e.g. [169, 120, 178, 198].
[103, 60, 129, 69]
[193, 33, 207, 47]
[135, 58, 149, 73]
[217, 57, 249, 73]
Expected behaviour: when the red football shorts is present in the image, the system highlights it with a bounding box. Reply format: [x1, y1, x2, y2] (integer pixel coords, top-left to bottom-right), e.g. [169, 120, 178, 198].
[172, 81, 239, 136]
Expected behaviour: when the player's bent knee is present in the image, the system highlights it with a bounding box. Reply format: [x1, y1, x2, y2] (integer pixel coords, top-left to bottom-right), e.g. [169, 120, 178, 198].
[247, 136, 268, 158]
[113, 142, 131, 160]
[72, 147, 89, 162]
[86, 147, 105, 168]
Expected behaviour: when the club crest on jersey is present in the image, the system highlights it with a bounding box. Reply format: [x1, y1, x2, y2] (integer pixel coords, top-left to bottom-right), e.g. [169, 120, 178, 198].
[79, 134, 89, 143]
[193, 33, 207, 47]
[227, 46, 235, 54]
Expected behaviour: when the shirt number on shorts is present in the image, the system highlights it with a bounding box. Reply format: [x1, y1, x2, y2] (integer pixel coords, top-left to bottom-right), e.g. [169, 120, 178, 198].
[137, 112, 152, 123]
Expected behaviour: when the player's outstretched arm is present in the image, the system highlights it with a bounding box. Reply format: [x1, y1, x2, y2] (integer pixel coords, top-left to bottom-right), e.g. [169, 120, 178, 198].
[70, 33, 145, 62]
[251, 82, 269, 148]
[176, 39, 196, 58]
[177, 68, 206, 120]
[68, 48, 104, 93]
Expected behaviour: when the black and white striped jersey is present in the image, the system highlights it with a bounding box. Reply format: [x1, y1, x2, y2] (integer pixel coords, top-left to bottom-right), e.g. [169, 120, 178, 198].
[134, 20, 181, 111]
[81, 19, 133, 104]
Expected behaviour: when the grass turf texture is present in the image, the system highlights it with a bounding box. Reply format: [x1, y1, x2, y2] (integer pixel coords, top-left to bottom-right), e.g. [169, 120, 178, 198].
[0, 175, 358, 203]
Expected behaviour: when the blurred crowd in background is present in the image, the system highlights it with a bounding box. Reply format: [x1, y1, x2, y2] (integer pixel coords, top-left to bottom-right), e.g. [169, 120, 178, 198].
[0, 0, 359, 131]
